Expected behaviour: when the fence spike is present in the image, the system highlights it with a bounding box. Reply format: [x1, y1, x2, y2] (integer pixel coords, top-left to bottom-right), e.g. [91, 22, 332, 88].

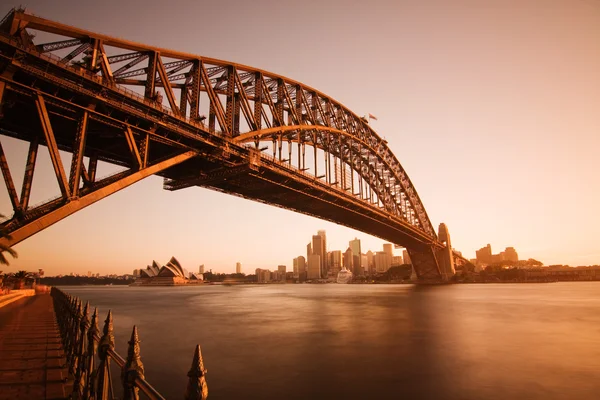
[185, 344, 208, 400]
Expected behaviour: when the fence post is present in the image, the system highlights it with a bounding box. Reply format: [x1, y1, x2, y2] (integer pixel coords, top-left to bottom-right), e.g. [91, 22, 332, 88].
[97, 310, 115, 400]
[122, 325, 145, 400]
[84, 307, 99, 400]
[184, 345, 208, 400]
[73, 301, 89, 399]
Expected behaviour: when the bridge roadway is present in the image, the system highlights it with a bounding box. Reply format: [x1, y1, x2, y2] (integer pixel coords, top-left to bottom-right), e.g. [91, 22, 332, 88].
[0, 9, 457, 281]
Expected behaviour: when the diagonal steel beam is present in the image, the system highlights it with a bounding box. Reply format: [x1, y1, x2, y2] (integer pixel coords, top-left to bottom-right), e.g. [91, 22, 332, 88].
[0, 151, 196, 247]
[124, 126, 142, 168]
[155, 54, 180, 116]
[34, 94, 71, 199]
[19, 137, 38, 211]
[0, 139, 20, 212]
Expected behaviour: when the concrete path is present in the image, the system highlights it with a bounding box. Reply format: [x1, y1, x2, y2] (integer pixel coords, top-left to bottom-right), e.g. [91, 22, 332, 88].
[0, 294, 70, 400]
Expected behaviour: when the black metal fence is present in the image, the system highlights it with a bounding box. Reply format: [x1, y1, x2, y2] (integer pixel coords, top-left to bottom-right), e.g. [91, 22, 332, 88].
[51, 287, 208, 399]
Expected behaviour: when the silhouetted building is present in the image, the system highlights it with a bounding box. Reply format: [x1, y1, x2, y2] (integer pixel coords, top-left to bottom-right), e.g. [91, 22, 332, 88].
[198, 265, 205, 274]
[391, 256, 403, 267]
[504, 247, 519, 262]
[476, 244, 493, 265]
[236, 262, 242, 274]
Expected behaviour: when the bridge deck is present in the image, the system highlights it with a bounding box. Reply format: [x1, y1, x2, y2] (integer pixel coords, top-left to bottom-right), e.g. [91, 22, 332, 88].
[0, 294, 70, 400]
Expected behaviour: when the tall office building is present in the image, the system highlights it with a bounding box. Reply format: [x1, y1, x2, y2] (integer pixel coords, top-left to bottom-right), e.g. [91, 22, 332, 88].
[476, 244, 493, 265]
[236, 262, 242, 274]
[329, 250, 342, 274]
[317, 230, 328, 275]
[504, 247, 519, 262]
[367, 251, 374, 274]
[312, 234, 326, 278]
[307, 254, 321, 280]
[199, 265, 205, 274]
[343, 247, 353, 270]
[348, 238, 362, 275]
[277, 265, 287, 281]
[383, 243, 394, 258]
[307, 242, 312, 260]
[375, 251, 392, 272]
[349, 238, 361, 258]
[293, 256, 306, 280]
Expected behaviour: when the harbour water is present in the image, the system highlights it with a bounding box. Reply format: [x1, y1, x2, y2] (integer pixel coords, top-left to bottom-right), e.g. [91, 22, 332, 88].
[63, 282, 600, 399]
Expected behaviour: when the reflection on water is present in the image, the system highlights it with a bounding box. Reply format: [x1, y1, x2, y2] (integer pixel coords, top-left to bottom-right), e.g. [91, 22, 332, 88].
[63, 283, 600, 399]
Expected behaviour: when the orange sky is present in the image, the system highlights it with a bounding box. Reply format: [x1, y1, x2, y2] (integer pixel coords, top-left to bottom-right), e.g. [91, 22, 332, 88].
[1, 0, 599, 275]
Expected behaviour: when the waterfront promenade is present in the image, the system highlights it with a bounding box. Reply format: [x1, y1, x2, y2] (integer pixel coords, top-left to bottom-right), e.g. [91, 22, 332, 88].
[0, 294, 70, 399]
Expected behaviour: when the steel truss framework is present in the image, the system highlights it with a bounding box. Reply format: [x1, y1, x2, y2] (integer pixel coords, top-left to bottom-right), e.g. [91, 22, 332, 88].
[0, 9, 454, 281]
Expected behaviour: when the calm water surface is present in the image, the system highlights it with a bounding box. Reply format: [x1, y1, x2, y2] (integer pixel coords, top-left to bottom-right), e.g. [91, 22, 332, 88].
[63, 283, 600, 399]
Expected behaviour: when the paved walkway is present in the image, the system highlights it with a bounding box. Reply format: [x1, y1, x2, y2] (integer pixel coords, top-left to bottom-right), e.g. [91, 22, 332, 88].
[0, 294, 70, 399]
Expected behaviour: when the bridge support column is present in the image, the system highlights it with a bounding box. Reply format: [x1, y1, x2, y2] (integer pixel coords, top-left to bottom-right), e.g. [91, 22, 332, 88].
[407, 223, 456, 283]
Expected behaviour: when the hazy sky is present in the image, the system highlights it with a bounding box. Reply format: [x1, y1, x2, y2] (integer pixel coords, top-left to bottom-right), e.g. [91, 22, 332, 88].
[0, 0, 598, 275]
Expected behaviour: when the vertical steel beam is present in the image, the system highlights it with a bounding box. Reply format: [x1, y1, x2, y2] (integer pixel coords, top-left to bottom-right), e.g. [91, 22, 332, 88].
[144, 52, 157, 99]
[208, 102, 216, 133]
[225, 66, 235, 136]
[88, 154, 98, 184]
[253, 72, 263, 130]
[0, 139, 20, 212]
[275, 79, 284, 127]
[138, 134, 149, 169]
[233, 93, 241, 136]
[35, 95, 71, 199]
[179, 87, 188, 118]
[20, 138, 38, 211]
[189, 61, 201, 120]
[68, 111, 89, 198]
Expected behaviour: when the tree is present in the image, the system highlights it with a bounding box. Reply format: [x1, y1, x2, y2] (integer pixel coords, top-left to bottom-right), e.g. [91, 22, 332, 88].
[0, 214, 17, 265]
[12, 270, 32, 289]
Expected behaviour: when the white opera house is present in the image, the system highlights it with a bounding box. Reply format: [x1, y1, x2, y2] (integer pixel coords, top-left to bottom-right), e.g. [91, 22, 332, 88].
[133, 257, 203, 286]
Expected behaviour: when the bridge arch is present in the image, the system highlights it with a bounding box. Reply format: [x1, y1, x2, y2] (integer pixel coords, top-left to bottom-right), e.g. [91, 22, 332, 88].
[0, 8, 456, 281]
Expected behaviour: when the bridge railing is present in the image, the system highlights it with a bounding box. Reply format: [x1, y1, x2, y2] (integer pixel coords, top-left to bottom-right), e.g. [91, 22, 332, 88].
[50, 287, 208, 400]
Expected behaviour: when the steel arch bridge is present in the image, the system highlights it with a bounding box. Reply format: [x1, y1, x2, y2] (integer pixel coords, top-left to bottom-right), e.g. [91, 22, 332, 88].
[0, 9, 458, 282]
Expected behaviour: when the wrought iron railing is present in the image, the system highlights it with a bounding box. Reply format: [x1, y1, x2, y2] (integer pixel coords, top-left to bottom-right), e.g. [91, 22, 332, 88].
[51, 287, 208, 399]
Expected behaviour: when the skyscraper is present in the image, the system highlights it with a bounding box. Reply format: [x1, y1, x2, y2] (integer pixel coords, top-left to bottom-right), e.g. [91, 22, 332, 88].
[383, 243, 394, 258]
[343, 247, 353, 271]
[402, 250, 411, 265]
[367, 250, 374, 274]
[307, 254, 321, 280]
[236, 262, 242, 274]
[329, 250, 342, 274]
[199, 264, 205, 274]
[312, 234, 325, 278]
[375, 251, 392, 272]
[349, 238, 362, 276]
[293, 256, 307, 280]
[317, 230, 328, 275]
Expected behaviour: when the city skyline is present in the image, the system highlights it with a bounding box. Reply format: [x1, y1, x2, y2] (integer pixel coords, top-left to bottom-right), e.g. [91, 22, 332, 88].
[0, 0, 599, 274]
